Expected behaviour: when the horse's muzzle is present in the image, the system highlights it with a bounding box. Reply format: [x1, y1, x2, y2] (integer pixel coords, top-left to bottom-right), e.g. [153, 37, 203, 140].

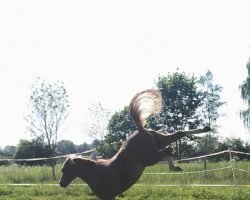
[59, 177, 69, 188]
[59, 181, 67, 188]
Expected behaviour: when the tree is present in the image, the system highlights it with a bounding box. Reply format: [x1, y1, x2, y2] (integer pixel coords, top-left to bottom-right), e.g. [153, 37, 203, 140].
[74, 140, 100, 153]
[199, 70, 225, 169]
[0, 147, 3, 156]
[91, 139, 101, 149]
[75, 142, 91, 153]
[199, 70, 225, 130]
[82, 103, 112, 140]
[3, 146, 16, 157]
[240, 59, 250, 132]
[217, 137, 249, 160]
[0, 147, 12, 166]
[194, 134, 220, 158]
[155, 71, 202, 158]
[0, 146, 16, 165]
[14, 139, 49, 166]
[97, 106, 137, 157]
[25, 77, 70, 178]
[57, 140, 76, 155]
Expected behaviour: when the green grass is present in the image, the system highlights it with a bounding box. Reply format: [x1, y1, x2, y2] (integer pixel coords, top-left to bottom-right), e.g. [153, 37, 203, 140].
[0, 185, 249, 200]
[140, 161, 250, 185]
[0, 161, 249, 199]
[1, 161, 249, 185]
[0, 164, 57, 183]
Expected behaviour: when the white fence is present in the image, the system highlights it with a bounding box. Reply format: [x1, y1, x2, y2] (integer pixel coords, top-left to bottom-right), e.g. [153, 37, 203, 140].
[0, 148, 249, 186]
[143, 148, 250, 186]
[0, 149, 95, 162]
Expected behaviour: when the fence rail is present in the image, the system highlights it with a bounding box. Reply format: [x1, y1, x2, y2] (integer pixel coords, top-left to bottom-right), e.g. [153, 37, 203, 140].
[0, 149, 249, 162]
[144, 148, 250, 187]
[0, 149, 95, 162]
[0, 148, 249, 187]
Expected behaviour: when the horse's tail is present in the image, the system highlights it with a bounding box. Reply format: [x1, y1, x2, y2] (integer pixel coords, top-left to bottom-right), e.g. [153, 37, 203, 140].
[129, 89, 163, 130]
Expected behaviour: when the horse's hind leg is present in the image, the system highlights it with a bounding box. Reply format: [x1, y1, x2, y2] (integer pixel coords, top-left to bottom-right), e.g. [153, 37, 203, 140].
[166, 156, 182, 171]
[142, 147, 173, 166]
[152, 126, 210, 148]
[160, 145, 182, 171]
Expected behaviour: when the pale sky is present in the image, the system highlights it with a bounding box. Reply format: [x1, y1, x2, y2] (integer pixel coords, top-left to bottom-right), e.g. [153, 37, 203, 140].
[0, 0, 250, 147]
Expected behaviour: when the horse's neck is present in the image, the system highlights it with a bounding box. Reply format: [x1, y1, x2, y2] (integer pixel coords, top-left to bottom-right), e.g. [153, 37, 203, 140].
[75, 158, 95, 184]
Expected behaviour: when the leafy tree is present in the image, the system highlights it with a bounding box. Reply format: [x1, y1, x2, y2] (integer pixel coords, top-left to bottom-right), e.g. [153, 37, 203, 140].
[14, 139, 49, 165]
[0, 147, 3, 156]
[217, 137, 249, 160]
[0, 147, 10, 165]
[75, 142, 91, 153]
[194, 134, 220, 157]
[240, 59, 250, 132]
[178, 141, 196, 158]
[75, 140, 100, 154]
[91, 139, 100, 149]
[155, 71, 202, 158]
[218, 138, 245, 152]
[3, 146, 16, 157]
[25, 77, 70, 178]
[199, 70, 225, 130]
[199, 70, 225, 168]
[57, 140, 76, 155]
[97, 106, 136, 157]
[82, 103, 112, 140]
[0, 146, 16, 166]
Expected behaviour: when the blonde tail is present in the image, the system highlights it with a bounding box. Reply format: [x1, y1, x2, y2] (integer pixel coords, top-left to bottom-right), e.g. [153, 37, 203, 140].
[129, 89, 163, 130]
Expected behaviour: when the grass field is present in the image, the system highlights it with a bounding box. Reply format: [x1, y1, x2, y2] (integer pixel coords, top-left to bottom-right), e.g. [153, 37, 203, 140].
[0, 185, 250, 200]
[0, 161, 249, 199]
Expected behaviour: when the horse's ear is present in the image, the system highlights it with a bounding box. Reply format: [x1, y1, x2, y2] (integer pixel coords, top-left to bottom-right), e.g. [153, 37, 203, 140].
[67, 156, 77, 166]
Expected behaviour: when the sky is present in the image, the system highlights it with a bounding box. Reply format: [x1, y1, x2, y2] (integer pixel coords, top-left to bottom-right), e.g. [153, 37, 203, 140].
[0, 0, 250, 147]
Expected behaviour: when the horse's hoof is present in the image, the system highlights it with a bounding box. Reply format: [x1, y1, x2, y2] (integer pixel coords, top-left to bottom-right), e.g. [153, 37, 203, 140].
[169, 166, 182, 172]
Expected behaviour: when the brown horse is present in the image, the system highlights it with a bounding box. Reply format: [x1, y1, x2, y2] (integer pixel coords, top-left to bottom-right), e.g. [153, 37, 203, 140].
[60, 89, 210, 200]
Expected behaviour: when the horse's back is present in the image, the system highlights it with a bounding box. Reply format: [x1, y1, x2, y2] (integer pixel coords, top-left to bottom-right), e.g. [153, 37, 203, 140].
[121, 130, 158, 164]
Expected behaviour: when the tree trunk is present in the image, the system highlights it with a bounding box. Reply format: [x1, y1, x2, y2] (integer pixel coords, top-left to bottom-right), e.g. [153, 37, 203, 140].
[178, 139, 182, 159]
[175, 141, 179, 159]
[52, 163, 56, 180]
[204, 136, 208, 170]
[49, 146, 56, 180]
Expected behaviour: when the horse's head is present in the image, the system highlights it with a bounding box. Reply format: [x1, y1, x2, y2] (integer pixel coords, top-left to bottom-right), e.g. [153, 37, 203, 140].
[59, 156, 95, 188]
[59, 156, 78, 187]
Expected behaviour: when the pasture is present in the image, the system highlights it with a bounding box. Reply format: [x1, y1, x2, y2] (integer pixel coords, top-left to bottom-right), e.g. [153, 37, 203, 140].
[0, 160, 249, 199]
[0, 185, 250, 200]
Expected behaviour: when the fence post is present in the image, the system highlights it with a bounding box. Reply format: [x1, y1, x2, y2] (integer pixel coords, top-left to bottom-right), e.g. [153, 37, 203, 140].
[228, 147, 236, 185]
